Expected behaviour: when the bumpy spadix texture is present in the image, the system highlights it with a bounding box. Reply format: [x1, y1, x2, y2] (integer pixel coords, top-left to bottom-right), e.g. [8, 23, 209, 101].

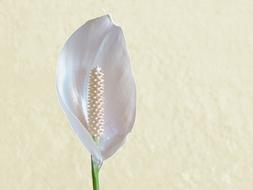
[87, 66, 104, 140]
[56, 15, 136, 162]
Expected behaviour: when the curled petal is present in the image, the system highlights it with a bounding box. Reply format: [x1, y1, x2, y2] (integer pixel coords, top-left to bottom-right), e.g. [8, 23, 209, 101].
[93, 26, 136, 159]
[56, 15, 136, 161]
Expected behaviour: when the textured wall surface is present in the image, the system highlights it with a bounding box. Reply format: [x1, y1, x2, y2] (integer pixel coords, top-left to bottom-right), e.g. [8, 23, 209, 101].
[1, 0, 253, 189]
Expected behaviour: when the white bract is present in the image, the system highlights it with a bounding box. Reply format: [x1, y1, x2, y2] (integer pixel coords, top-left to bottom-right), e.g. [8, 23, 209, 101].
[56, 15, 136, 163]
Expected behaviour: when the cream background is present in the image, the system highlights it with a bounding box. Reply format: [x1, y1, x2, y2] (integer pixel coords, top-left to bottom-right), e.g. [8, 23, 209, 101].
[1, 0, 253, 189]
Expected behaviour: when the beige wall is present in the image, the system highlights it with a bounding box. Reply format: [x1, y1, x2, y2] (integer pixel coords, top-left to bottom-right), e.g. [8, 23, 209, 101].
[1, 0, 253, 189]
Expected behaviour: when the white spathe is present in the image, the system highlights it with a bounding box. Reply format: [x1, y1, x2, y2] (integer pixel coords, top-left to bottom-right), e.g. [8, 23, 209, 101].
[56, 15, 136, 163]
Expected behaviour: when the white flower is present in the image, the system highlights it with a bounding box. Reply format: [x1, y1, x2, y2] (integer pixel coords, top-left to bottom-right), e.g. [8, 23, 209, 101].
[56, 15, 136, 163]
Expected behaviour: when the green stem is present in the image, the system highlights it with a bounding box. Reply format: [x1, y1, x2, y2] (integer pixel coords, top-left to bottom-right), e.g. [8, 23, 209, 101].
[91, 156, 100, 190]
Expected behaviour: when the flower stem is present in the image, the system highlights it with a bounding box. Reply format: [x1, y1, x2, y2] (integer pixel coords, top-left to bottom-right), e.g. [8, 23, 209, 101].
[91, 156, 100, 190]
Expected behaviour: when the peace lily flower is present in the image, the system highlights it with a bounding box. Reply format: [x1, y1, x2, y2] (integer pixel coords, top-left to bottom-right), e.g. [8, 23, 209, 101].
[56, 15, 136, 190]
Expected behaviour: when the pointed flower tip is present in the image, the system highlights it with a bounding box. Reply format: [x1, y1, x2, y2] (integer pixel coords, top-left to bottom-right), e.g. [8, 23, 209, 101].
[104, 14, 112, 21]
[95, 14, 112, 24]
[100, 14, 121, 28]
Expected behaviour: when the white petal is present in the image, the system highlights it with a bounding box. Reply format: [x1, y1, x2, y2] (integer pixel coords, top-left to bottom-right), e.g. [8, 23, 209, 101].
[92, 25, 136, 159]
[56, 15, 136, 161]
[56, 15, 113, 162]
